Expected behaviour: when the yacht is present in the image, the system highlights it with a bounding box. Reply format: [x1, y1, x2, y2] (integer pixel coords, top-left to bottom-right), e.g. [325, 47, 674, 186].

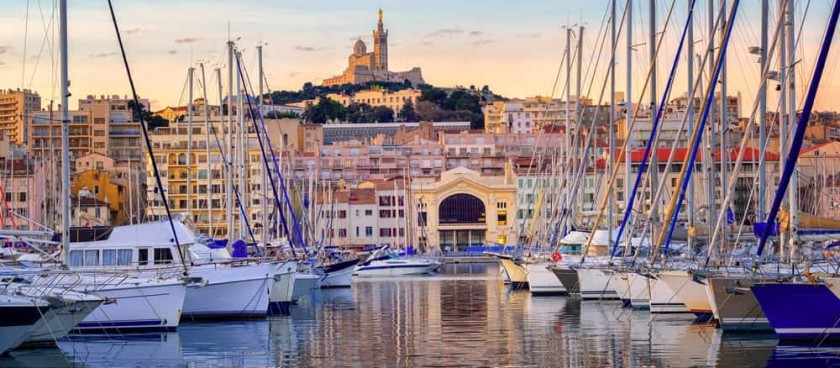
[353, 246, 441, 277]
[0, 293, 49, 354]
[68, 219, 277, 319]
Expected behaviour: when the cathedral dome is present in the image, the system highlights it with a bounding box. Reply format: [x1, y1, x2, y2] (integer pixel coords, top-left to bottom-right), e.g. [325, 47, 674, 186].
[353, 39, 367, 55]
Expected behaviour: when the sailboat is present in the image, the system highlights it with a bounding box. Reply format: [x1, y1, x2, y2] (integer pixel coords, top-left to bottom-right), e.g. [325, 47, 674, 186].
[353, 246, 441, 277]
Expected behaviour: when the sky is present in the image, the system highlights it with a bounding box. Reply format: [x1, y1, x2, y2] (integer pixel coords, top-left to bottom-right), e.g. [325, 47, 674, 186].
[1, 1, 838, 114]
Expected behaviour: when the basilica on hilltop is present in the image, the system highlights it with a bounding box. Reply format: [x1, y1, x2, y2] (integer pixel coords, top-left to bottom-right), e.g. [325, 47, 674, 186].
[322, 10, 425, 87]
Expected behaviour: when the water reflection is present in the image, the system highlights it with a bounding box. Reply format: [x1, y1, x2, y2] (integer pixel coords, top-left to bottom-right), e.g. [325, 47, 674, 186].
[0, 264, 837, 367]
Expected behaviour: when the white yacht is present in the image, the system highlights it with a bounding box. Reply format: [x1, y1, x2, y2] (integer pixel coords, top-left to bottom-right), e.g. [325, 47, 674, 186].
[68, 219, 277, 319]
[353, 247, 441, 277]
[0, 293, 49, 354]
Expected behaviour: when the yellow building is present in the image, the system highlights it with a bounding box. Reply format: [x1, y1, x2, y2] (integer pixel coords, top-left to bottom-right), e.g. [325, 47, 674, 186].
[153, 106, 188, 123]
[71, 169, 128, 225]
[0, 89, 41, 145]
[410, 167, 517, 251]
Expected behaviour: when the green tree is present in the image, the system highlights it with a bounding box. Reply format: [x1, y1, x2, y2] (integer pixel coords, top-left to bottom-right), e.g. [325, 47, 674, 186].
[265, 110, 300, 119]
[302, 97, 345, 124]
[371, 106, 395, 123]
[128, 100, 169, 130]
[419, 87, 448, 106]
[398, 100, 418, 122]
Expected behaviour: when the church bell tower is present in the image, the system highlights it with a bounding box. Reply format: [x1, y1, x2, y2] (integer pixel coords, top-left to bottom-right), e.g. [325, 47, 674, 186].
[373, 9, 388, 71]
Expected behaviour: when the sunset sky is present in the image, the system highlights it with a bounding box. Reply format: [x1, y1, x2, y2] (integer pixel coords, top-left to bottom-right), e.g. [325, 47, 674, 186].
[1, 1, 837, 113]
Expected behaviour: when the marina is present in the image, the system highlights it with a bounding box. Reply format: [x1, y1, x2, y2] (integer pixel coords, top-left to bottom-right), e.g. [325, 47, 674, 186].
[0, 0, 840, 366]
[0, 264, 834, 367]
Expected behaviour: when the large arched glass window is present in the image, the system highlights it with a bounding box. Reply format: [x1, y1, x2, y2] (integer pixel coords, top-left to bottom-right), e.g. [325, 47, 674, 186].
[439, 194, 485, 224]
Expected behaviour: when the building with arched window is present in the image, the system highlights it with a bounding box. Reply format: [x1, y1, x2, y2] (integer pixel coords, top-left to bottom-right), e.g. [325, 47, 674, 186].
[410, 167, 516, 251]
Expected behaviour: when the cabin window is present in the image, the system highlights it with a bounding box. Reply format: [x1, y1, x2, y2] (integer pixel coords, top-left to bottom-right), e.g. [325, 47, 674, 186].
[103, 249, 117, 266]
[138, 248, 149, 266]
[118, 250, 132, 265]
[84, 250, 99, 266]
[69, 250, 83, 267]
[154, 248, 174, 265]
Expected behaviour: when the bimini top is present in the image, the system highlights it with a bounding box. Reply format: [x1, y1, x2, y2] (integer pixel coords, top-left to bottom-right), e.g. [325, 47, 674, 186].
[72, 219, 198, 249]
[559, 230, 614, 247]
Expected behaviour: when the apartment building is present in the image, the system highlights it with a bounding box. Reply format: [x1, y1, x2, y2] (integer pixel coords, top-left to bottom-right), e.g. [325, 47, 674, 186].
[0, 89, 41, 145]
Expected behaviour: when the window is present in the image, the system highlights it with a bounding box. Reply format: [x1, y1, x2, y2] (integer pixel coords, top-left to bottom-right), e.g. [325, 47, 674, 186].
[379, 210, 392, 218]
[84, 250, 99, 266]
[380, 228, 392, 237]
[153, 248, 174, 265]
[365, 209, 373, 216]
[117, 249, 132, 265]
[497, 202, 507, 209]
[4, 193, 10, 203]
[338, 229, 347, 238]
[69, 250, 83, 266]
[418, 211, 427, 226]
[94, 185, 100, 195]
[365, 226, 373, 237]
[138, 248, 150, 265]
[497, 210, 508, 226]
[338, 210, 347, 219]
[103, 249, 117, 266]
[356, 226, 360, 237]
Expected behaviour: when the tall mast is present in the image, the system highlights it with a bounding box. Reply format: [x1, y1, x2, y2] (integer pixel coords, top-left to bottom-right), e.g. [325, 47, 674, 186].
[718, 0, 729, 253]
[758, 0, 768, 224]
[258, 45, 267, 246]
[217, 67, 228, 239]
[59, 0, 70, 261]
[778, 0, 788, 261]
[236, 51, 246, 240]
[648, 0, 659, 240]
[187, 67, 194, 215]
[609, 0, 617, 239]
[623, 0, 633, 255]
[200, 64, 213, 237]
[704, 1, 718, 256]
[786, 0, 798, 258]
[686, 0, 696, 256]
[226, 41, 235, 240]
[565, 26, 572, 235]
[576, 25, 584, 215]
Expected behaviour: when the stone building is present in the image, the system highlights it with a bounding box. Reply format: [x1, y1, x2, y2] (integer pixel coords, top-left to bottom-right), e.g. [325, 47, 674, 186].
[322, 10, 425, 86]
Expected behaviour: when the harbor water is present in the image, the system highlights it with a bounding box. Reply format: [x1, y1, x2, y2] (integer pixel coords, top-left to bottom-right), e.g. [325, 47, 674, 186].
[1, 264, 837, 367]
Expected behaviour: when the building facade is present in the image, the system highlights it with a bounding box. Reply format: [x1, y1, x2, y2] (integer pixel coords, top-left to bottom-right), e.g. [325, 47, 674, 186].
[0, 89, 41, 145]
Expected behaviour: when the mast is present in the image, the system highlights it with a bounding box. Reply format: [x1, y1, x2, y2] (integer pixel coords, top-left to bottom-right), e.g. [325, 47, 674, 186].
[258, 44, 267, 246]
[576, 25, 584, 215]
[786, 0, 798, 260]
[59, 0, 70, 262]
[200, 64, 213, 237]
[226, 41, 235, 241]
[217, 67, 227, 238]
[778, 0, 788, 261]
[704, 0, 718, 259]
[648, 0, 659, 242]
[236, 51, 246, 240]
[623, 0, 633, 255]
[565, 26, 572, 235]
[686, 0, 695, 256]
[187, 67, 194, 215]
[758, 0, 768, 224]
[718, 0, 729, 253]
[609, 0, 617, 240]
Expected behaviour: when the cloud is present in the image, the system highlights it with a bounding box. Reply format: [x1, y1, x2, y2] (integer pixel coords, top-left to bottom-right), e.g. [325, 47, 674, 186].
[469, 31, 484, 37]
[124, 28, 142, 35]
[421, 41, 433, 46]
[167, 50, 178, 55]
[288, 71, 301, 77]
[0, 60, 4, 66]
[0, 46, 10, 55]
[294, 46, 320, 52]
[426, 28, 463, 37]
[174, 37, 202, 44]
[517, 32, 542, 39]
[89, 52, 118, 59]
[472, 39, 494, 47]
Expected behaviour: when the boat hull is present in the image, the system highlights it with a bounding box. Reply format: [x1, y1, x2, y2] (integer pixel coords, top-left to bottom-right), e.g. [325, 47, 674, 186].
[548, 266, 579, 295]
[0, 302, 48, 354]
[706, 276, 772, 332]
[497, 257, 529, 289]
[751, 279, 840, 340]
[269, 261, 297, 315]
[658, 271, 713, 321]
[608, 271, 631, 307]
[649, 273, 690, 314]
[316, 259, 359, 288]
[185, 263, 275, 318]
[526, 263, 567, 295]
[25, 299, 103, 343]
[577, 267, 620, 300]
[626, 272, 651, 310]
[73, 277, 186, 332]
[353, 260, 441, 277]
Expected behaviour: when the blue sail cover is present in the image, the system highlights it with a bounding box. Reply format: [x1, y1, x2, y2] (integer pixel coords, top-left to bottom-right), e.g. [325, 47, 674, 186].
[231, 239, 248, 258]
